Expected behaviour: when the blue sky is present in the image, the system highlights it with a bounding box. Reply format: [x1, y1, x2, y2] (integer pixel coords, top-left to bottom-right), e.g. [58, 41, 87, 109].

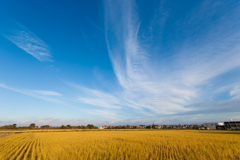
[1, 0, 240, 126]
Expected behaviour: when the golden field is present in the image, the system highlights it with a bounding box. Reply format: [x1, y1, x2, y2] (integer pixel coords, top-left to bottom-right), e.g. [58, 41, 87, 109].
[0, 132, 15, 139]
[0, 130, 240, 160]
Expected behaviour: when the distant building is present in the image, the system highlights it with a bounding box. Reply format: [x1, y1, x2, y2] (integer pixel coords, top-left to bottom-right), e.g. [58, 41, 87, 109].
[223, 121, 240, 130]
[162, 125, 170, 129]
[154, 125, 161, 129]
[110, 126, 116, 129]
[203, 123, 223, 130]
[193, 125, 199, 129]
[177, 124, 183, 129]
[98, 127, 103, 129]
[138, 125, 146, 129]
[188, 125, 194, 129]
[199, 127, 205, 130]
[102, 125, 108, 129]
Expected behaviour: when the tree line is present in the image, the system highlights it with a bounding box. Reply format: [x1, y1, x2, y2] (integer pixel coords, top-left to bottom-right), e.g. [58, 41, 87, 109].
[0, 123, 98, 129]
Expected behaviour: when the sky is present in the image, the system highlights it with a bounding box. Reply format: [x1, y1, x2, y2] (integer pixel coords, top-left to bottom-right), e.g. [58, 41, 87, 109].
[0, 0, 240, 126]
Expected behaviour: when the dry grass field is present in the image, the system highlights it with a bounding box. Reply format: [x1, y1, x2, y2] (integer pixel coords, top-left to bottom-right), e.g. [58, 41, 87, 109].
[0, 130, 240, 160]
[0, 132, 15, 139]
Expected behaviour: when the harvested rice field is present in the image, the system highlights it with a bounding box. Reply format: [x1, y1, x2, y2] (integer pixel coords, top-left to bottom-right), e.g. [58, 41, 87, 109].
[0, 132, 15, 139]
[0, 130, 240, 160]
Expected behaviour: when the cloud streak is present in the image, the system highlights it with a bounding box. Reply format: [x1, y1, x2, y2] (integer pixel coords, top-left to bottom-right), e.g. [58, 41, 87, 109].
[31, 90, 62, 96]
[176, 96, 240, 116]
[103, 0, 198, 114]
[63, 1, 240, 119]
[3, 23, 52, 62]
[0, 83, 63, 104]
[88, 0, 240, 116]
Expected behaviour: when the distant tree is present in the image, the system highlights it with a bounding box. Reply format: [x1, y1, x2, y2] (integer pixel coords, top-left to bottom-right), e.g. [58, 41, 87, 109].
[30, 123, 36, 128]
[41, 125, 50, 129]
[127, 125, 130, 129]
[67, 124, 71, 128]
[146, 125, 151, 129]
[152, 124, 155, 129]
[61, 125, 66, 129]
[13, 124, 17, 128]
[86, 124, 96, 129]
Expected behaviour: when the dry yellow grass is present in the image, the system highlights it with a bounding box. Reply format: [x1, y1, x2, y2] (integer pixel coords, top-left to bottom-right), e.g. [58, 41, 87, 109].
[0, 132, 15, 139]
[0, 130, 240, 160]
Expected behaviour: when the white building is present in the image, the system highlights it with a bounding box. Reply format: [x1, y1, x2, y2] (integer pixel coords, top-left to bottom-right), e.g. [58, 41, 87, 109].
[154, 125, 161, 129]
[203, 123, 224, 130]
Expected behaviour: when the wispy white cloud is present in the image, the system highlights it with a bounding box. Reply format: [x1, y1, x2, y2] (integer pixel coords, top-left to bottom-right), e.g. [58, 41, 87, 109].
[61, 0, 240, 118]
[103, 0, 197, 115]
[0, 83, 63, 104]
[66, 82, 155, 112]
[96, 0, 240, 116]
[176, 96, 240, 116]
[92, 110, 117, 119]
[66, 83, 121, 109]
[3, 24, 52, 62]
[31, 90, 62, 96]
[28, 1, 239, 121]
[230, 86, 240, 97]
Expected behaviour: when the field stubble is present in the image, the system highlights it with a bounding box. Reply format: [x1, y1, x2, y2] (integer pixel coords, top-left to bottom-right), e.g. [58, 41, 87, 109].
[0, 130, 240, 160]
[0, 132, 15, 139]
